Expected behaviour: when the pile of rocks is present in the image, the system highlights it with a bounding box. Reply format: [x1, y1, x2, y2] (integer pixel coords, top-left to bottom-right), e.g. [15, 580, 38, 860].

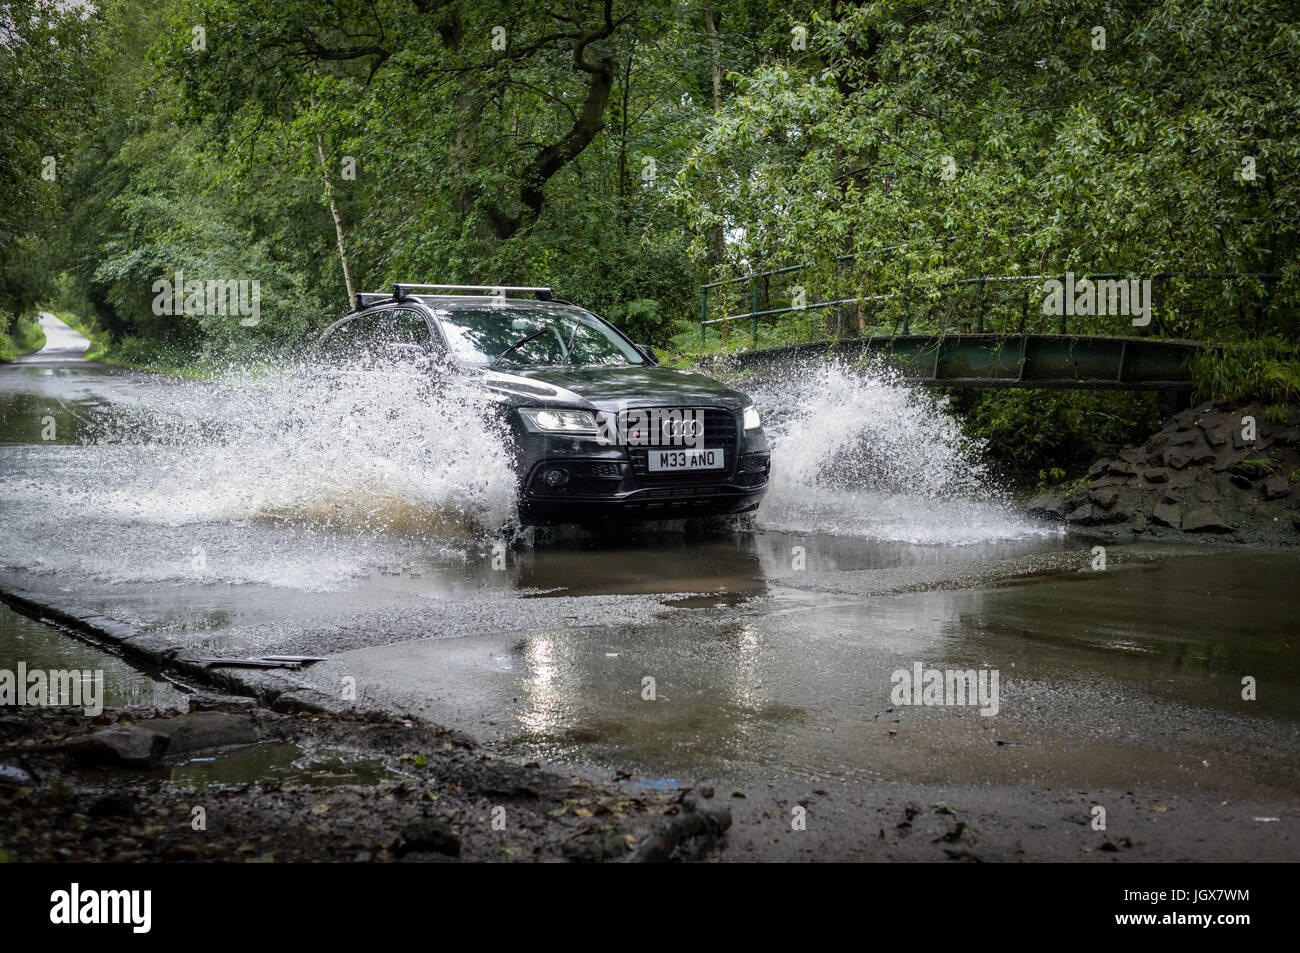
[1027, 401, 1299, 543]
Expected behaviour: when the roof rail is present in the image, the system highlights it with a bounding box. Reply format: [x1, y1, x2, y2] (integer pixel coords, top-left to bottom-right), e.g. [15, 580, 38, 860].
[352, 284, 553, 312]
[394, 283, 551, 299]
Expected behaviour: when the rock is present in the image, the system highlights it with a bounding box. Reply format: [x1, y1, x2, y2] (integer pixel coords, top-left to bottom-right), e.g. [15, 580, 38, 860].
[1203, 428, 1227, 448]
[1110, 489, 1148, 521]
[398, 818, 461, 857]
[1230, 473, 1254, 490]
[0, 763, 35, 786]
[1212, 448, 1248, 472]
[1164, 448, 1194, 469]
[1118, 445, 1145, 465]
[164, 843, 204, 861]
[68, 726, 169, 768]
[1142, 468, 1169, 483]
[88, 792, 136, 817]
[561, 829, 625, 862]
[1026, 493, 1066, 518]
[396, 851, 459, 864]
[1182, 507, 1235, 534]
[1086, 459, 1108, 478]
[1089, 489, 1119, 509]
[187, 693, 258, 713]
[148, 712, 260, 754]
[1105, 461, 1138, 477]
[1150, 502, 1181, 528]
[1264, 475, 1292, 501]
[1165, 429, 1201, 448]
[1064, 504, 1099, 524]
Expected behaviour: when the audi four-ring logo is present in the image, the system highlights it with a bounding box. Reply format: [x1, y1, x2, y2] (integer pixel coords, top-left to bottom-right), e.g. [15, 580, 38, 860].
[662, 418, 703, 438]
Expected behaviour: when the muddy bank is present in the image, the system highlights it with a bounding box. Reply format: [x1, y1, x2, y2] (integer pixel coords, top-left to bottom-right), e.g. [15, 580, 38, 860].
[6, 700, 1295, 864]
[0, 701, 720, 863]
[1027, 401, 1299, 543]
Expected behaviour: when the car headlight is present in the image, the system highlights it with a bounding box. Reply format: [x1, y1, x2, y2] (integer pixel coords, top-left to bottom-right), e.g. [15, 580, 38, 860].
[743, 404, 761, 431]
[519, 407, 600, 434]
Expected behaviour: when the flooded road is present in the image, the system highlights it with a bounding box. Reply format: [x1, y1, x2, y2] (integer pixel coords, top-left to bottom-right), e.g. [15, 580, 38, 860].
[3, 316, 1299, 860]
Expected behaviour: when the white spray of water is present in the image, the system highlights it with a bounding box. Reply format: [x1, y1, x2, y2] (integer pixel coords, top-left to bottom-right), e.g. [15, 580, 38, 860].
[745, 359, 1047, 544]
[86, 358, 519, 536]
[1, 352, 1047, 590]
[0, 358, 520, 589]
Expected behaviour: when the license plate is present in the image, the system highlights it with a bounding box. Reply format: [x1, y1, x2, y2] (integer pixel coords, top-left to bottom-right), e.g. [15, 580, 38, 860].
[647, 448, 724, 472]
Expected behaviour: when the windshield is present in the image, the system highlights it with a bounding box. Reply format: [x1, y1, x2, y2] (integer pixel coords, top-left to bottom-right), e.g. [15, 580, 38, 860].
[432, 303, 646, 367]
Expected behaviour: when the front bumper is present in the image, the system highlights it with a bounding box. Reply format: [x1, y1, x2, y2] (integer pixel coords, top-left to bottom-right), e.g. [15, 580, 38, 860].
[512, 409, 770, 526]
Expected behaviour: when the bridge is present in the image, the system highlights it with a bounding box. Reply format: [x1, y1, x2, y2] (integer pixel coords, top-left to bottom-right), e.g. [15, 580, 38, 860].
[699, 222, 1292, 394]
[727, 333, 1202, 391]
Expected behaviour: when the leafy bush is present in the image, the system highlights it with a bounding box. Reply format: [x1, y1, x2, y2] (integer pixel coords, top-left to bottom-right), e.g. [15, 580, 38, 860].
[1190, 338, 1300, 405]
[0, 310, 46, 362]
[954, 388, 1166, 484]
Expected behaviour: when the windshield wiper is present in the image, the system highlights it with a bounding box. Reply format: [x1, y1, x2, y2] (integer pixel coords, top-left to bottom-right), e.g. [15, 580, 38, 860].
[489, 327, 551, 368]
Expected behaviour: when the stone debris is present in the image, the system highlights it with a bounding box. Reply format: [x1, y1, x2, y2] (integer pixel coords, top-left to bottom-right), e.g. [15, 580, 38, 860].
[1027, 401, 1300, 543]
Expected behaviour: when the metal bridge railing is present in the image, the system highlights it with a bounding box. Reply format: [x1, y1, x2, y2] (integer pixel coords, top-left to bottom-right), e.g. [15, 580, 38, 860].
[700, 220, 1291, 348]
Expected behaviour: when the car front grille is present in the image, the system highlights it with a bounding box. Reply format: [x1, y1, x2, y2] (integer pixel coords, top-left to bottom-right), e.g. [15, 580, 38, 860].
[626, 407, 739, 483]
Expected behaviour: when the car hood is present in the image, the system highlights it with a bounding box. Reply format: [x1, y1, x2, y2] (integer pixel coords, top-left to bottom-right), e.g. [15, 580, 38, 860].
[481, 365, 751, 412]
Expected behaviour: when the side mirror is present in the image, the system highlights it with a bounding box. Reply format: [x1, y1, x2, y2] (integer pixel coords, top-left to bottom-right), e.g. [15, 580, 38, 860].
[637, 343, 658, 365]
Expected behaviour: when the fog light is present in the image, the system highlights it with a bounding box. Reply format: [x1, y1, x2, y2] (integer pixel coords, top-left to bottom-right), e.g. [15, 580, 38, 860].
[543, 467, 569, 489]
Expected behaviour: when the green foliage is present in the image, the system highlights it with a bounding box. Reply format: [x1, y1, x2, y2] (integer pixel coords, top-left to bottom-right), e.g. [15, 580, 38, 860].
[11, 0, 1300, 382]
[0, 310, 46, 362]
[1035, 467, 1067, 491]
[0, 0, 94, 315]
[674, 0, 1300, 341]
[955, 388, 1166, 483]
[1189, 338, 1300, 405]
[1234, 457, 1279, 477]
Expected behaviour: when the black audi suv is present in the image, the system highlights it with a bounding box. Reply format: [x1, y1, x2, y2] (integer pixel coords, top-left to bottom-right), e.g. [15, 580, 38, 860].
[316, 284, 770, 526]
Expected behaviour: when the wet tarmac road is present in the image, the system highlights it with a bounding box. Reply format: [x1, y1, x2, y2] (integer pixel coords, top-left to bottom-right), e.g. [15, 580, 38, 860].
[3, 316, 1299, 859]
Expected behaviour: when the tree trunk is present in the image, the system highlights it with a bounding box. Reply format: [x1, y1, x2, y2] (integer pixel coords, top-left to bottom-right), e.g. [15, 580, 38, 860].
[703, 1, 723, 112]
[315, 134, 355, 304]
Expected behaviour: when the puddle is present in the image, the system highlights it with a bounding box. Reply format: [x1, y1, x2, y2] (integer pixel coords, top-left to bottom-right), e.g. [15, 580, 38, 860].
[0, 602, 188, 710]
[167, 743, 398, 789]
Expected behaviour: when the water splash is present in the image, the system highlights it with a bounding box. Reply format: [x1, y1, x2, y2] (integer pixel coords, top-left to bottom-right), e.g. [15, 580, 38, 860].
[87, 357, 519, 536]
[0, 356, 518, 589]
[742, 358, 1047, 544]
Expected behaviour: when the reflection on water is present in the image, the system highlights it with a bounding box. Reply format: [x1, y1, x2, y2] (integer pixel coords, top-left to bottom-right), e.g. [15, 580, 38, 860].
[167, 743, 397, 789]
[0, 603, 187, 710]
[486, 547, 1300, 796]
